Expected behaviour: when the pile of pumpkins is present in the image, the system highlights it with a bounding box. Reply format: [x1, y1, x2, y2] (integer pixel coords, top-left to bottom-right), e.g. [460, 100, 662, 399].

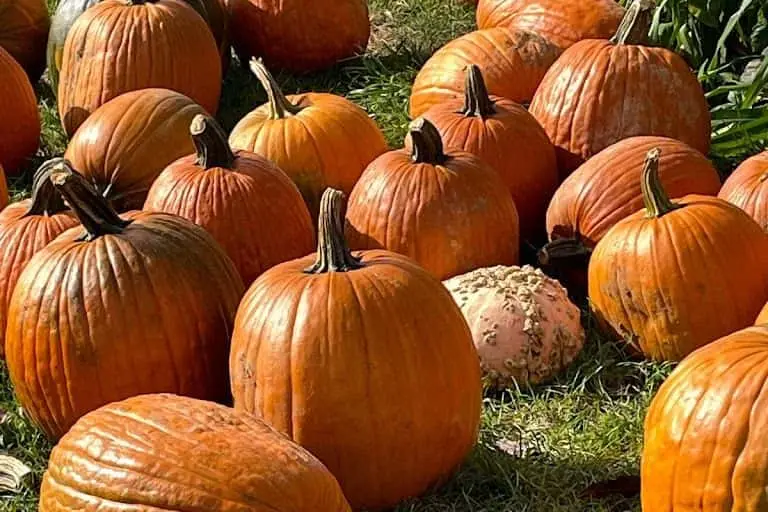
[0, 0, 766, 510]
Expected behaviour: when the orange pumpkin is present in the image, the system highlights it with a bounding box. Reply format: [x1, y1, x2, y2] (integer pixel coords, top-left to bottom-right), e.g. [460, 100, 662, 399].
[229, 59, 387, 221]
[6, 162, 244, 440]
[477, 0, 625, 50]
[409, 28, 561, 118]
[231, 188, 481, 510]
[529, 0, 711, 177]
[65, 88, 208, 212]
[145, 115, 315, 285]
[57, 0, 221, 136]
[346, 118, 519, 280]
[420, 64, 557, 242]
[0, 0, 49, 80]
[0, 46, 39, 175]
[718, 151, 768, 232]
[758, 303, 768, 325]
[588, 148, 768, 361]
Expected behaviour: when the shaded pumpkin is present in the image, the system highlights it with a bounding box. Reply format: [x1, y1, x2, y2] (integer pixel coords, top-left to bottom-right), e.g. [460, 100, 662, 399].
[229, 59, 387, 221]
[346, 118, 519, 281]
[57, 0, 221, 136]
[588, 148, 768, 361]
[718, 151, 768, 232]
[6, 162, 244, 440]
[39, 394, 352, 512]
[529, 0, 711, 177]
[144, 114, 315, 285]
[0, 0, 49, 80]
[231, 188, 481, 511]
[409, 28, 561, 118]
[758, 303, 768, 325]
[64, 88, 208, 212]
[0, 46, 39, 175]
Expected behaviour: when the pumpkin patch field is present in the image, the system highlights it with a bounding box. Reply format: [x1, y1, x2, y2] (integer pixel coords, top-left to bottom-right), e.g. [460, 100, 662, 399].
[0, 0, 767, 510]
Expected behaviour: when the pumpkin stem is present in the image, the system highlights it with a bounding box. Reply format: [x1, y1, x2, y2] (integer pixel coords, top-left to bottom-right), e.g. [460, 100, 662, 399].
[249, 58, 303, 120]
[461, 65, 495, 118]
[24, 158, 70, 217]
[49, 162, 130, 241]
[611, 0, 655, 45]
[191, 114, 236, 169]
[538, 237, 593, 267]
[410, 118, 446, 165]
[305, 188, 363, 273]
[641, 148, 680, 218]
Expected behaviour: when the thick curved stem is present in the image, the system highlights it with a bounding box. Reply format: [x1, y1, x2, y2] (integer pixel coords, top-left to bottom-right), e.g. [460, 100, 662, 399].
[641, 148, 680, 218]
[24, 158, 70, 217]
[538, 238, 593, 267]
[191, 114, 235, 169]
[305, 188, 363, 273]
[249, 58, 303, 120]
[461, 64, 495, 118]
[611, 0, 655, 45]
[410, 118, 446, 165]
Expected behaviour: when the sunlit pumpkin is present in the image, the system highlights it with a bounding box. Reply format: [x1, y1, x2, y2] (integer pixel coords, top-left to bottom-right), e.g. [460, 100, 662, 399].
[0, 46, 39, 175]
[718, 150, 768, 232]
[0, 0, 49, 80]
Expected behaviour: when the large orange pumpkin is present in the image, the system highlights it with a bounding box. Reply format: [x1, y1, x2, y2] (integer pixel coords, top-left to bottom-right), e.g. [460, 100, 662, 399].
[420, 64, 557, 242]
[588, 148, 768, 361]
[0, 46, 39, 175]
[6, 162, 244, 440]
[409, 28, 561, 118]
[144, 114, 315, 285]
[346, 118, 520, 280]
[65, 88, 208, 212]
[0, 0, 49, 80]
[477, 0, 625, 50]
[39, 394, 352, 511]
[57, 0, 221, 136]
[229, 59, 388, 221]
[529, 0, 711, 176]
[718, 151, 768, 232]
[758, 303, 768, 325]
[231, 188, 481, 510]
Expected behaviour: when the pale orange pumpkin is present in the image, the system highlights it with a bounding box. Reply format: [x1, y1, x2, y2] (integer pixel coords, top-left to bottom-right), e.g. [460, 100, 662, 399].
[757, 303, 768, 325]
[718, 151, 768, 232]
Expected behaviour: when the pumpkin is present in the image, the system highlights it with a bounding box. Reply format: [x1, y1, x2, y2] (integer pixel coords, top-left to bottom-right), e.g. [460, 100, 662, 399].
[0, 159, 80, 358]
[0, 166, 7, 210]
[444, 265, 584, 388]
[758, 303, 768, 325]
[0, 46, 39, 175]
[0, 0, 49, 80]
[39, 394, 352, 511]
[477, 0, 625, 50]
[718, 151, 768, 232]
[409, 28, 561, 118]
[229, 59, 387, 221]
[65, 88, 208, 212]
[588, 148, 768, 361]
[346, 118, 519, 281]
[529, 0, 711, 177]
[231, 188, 481, 510]
[420, 64, 557, 242]
[57, 0, 221, 136]
[229, 0, 369, 73]
[6, 162, 244, 440]
[642, 325, 768, 510]
[144, 114, 315, 285]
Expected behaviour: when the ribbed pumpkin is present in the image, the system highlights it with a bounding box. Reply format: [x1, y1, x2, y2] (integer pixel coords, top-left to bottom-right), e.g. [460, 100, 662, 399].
[346, 118, 519, 281]
[529, 0, 711, 176]
[420, 65, 557, 242]
[477, 0, 625, 50]
[6, 163, 244, 440]
[588, 148, 768, 361]
[229, 59, 387, 221]
[0, 46, 39, 175]
[409, 28, 561, 119]
[642, 326, 768, 510]
[39, 394, 352, 512]
[0, 160, 79, 358]
[0, 0, 49, 80]
[65, 88, 208, 212]
[718, 151, 768, 232]
[229, 0, 369, 73]
[144, 115, 315, 285]
[57, 0, 221, 136]
[231, 189, 481, 511]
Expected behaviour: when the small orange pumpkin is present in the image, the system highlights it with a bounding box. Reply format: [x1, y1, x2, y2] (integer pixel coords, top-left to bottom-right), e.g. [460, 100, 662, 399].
[0, 46, 39, 175]
[0, 0, 49, 80]
[718, 151, 768, 232]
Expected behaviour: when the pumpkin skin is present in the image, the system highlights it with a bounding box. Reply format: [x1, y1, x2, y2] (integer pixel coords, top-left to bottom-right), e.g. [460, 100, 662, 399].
[588, 149, 768, 361]
[231, 189, 481, 511]
[758, 304, 768, 325]
[529, 0, 711, 177]
[57, 0, 221, 136]
[0, 46, 39, 175]
[65, 88, 208, 212]
[346, 118, 520, 281]
[718, 151, 768, 232]
[477, 0, 625, 50]
[642, 326, 768, 511]
[39, 394, 352, 512]
[0, 0, 49, 80]
[409, 28, 561, 119]
[229, 59, 388, 221]
[145, 115, 315, 285]
[6, 163, 244, 440]
[229, 0, 369, 73]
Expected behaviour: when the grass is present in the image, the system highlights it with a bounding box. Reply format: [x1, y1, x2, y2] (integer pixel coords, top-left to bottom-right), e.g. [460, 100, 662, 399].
[0, 0, 681, 510]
